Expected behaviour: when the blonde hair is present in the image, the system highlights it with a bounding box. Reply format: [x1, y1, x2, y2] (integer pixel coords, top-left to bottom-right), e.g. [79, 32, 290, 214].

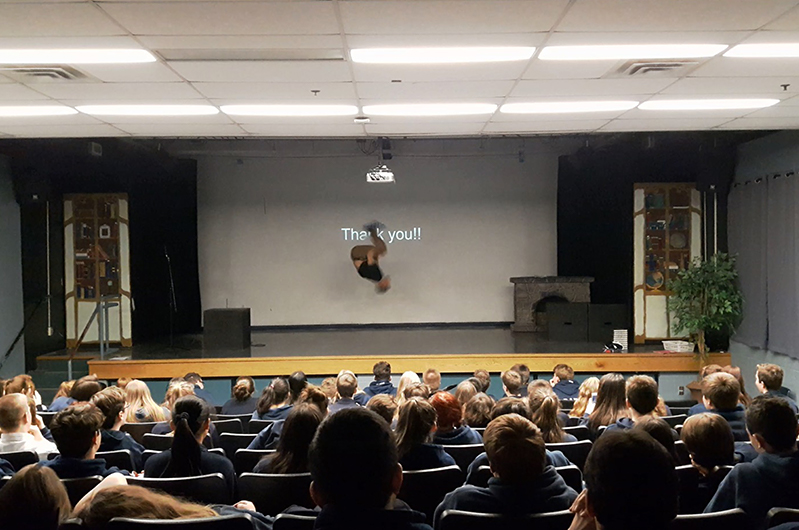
[569, 377, 600, 418]
[161, 381, 195, 411]
[125, 380, 166, 423]
[395, 371, 421, 408]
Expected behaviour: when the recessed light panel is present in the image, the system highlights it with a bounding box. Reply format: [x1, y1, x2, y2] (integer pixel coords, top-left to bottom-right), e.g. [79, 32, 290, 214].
[639, 99, 779, 111]
[501, 101, 639, 114]
[363, 103, 497, 116]
[221, 105, 358, 117]
[0, 49, 156, 64]
[539, 44, 727, 61]
[77, 105, 219, 116]
[725, 43, 799, 58]
[351, 47, 535, 64]
[0, 106, 78, 117]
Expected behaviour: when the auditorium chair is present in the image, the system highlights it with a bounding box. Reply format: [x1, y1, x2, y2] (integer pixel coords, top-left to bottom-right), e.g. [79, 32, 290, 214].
[676, 464, 734, 514]
[671, 508, 752, 530]
[143, 433, 174, 451]
[219, 433, 257, 458]
[473, 427, 485, 437]
[0, 450, 38, 470]
[563, 425, 590, 441]
[438, 509, 573, 530]
[398, 465, 463, 523]
[669, 407, 691, 416]
[58, 519, 83, 529]
[39, 411, 57, 429]
[546, 440, 592, 471]
[673, 440, 692, 466]
[470, 465, 583, 492]
[141, 448, 225, 466]
[127, 473, 232, 505]
[247, 419, 274, 434]
[96, 449, 136, 472]
[662, 415, 688, 428]
[237, 472, 314, 515]
[62, 476, 103, 507]
[121, 422, 160, 445]
[0, 476, 11, 490]
[565, 416, 580, 427]
[213, 414, 251, 426]
[233, 448, 276, 475]
[210, 418, 243, 435]
[766, 507, 799, 528]
[273, 513, 317, 530]
[441, 443, 484, 472]
[106, 514, 255, 529]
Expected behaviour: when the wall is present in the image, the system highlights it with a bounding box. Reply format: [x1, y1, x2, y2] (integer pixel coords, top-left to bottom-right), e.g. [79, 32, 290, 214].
[195, 138, 573, 326]
[0, 155, 24, 377]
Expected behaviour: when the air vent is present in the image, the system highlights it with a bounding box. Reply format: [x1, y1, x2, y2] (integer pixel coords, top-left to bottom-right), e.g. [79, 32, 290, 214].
[0, 66, 89, 83]
[611, 60, 700, 77]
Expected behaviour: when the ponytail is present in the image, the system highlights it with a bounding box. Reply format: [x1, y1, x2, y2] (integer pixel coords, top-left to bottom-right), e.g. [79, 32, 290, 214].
[256, 378, 289, 417]
[529, 389, 566, 443]
[161, 396, 208, 478]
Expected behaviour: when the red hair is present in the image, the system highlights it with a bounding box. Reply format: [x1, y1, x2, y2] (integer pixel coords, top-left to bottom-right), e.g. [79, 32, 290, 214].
[429, 391, 462, 431]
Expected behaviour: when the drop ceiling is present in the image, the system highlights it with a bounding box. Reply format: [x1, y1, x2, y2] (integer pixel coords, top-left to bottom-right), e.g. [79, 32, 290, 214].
[1, 0, 799, 138]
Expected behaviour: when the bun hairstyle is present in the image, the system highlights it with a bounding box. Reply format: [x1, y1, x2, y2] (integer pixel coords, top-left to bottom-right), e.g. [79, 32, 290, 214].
[300, 385, 329, 415]
[161, 395, 210, 478]
[256, 378, 290, 416]
[232, 376, 255, 402]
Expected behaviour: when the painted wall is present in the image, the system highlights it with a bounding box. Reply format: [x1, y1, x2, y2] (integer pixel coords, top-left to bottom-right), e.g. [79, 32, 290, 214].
[0, 155, 24, 378]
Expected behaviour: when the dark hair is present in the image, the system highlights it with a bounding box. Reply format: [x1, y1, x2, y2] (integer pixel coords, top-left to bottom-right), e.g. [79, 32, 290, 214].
[430, 391, 462, 431]
[90, 386, 126, 430]
[395, 397, 437, 459]
[366, 394, 397, 424]
[473, 369, 491, 392]
[232, 376, 255, 402]
[183, 372, 203, 385]
[491, 397, 531, 420]
[50, 403, 104, 458]
[466, 377, 485, 394]
[587, 373, 627, 432]
[300, 385, 329, 415]
[681, 413, 734, 470]
[4, 374, 35, 396]
[528, 387, 566, 443]
[703, 372, 741, 411]
[161, 395, 210, 478]
[626, 375, 659, 415]
[633, 416, 677, 463]
[484, 414, 546, 483]
[256, 378, 290, 416]
[585, 430, 678, 530]
[463, 393, 494, 428]
[0, 464, 71, 529]
[70, 376, 103, 402]
[510, 364, 530, 384]
[373, 361, 391, 381]
[309, 408, 398, 509]
[288, 371, 308, 404]
[266, 403, 324, 474]
[747, 395, 799, 452]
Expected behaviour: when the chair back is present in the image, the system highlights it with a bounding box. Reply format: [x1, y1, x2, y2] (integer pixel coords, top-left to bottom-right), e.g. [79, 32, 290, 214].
[0, 450, 38, 471]
[673, 441, 691, 466]
[662, 415, 688, 428]
[671, 508, 752, 530]
[766, 507, 799, 528]
[143, 433, 174, 451]
[121, 423, 159, 445]
[563, 425, 590, 441]
[248, 419, 274, 434]
[219, 433, 257, 459]
[211, 418, 243, 435]
[96, 449, 136, 472]
[473, 427, 485, 437]
[399, 465, 463, 523]
[441, 444, 484, 472]
[127, 473, 232, 505]
[273, 513, 317, 530]
[0, 475, 12, 491]
[439, 509, 573, 530]
[58, 518, 84, 529]
[142, 448, 224, 466]
[237, 472, 314, 516]
[214, 414, 252, 425]
[233, 449, 276, 475]
[40, 411, 57, 429]
[62, 476, 103, 507]
[565, 416, 580, 427]
[669, 407, 691, 416]
[470, 465, 582, 491]
[107, 514, 253, 529]
[546, 440, 593, 471]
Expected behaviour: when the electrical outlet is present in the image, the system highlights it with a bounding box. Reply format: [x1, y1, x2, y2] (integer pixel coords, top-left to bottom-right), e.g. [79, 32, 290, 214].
[678, 386, 685, 396]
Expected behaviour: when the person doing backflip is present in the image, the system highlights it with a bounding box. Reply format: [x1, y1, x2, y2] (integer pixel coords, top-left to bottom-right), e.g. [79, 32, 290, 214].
[351, 221, 391, 293]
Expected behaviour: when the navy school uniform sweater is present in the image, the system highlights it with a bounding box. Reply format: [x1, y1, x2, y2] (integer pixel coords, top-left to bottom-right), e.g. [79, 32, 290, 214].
[143, 445, 236, 498]
[711, 405, 748, 441]
[432, 425, 483, 446]
[399, 444, 457, 471]
[328, 397, 360, 415]
[465, 450, 571, 485]
[99, 429, 145, 470]
[553, 380, 581, 401]
[354, 380, 397, 406]
[221, 396, 258, 415]
[252, 404, 293, 421]
[313, 505, 432, 530]
[248, 420, 285, 450]
[0, 458, 14, 477]
[39, 456, 129, 479]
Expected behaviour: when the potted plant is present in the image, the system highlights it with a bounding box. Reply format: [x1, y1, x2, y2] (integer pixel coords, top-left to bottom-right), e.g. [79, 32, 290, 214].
[668, 253, 744, 359]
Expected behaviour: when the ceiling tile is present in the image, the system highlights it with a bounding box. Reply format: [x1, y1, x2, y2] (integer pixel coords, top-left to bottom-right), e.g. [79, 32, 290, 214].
[484, 120, 609, 133]
[742, 105, 799, 118]
[0, 4, 125, 37]
[691, 57, 799, 77]
[34, 82, 202, 100]
[522, 61, 619, 80]
[619, 106, 767, 120]
[764, 6, 799, 30]
[0, 112, 103, 126]
[357, 80, 515, 100]
[0, 124, 126, 138]
[168, 61, 352, 83]
[352, 63, 527, 83]
[0, 36, 142, 48]
[114, 123, 248, 136]
[0, 83, 49, 100]
[194, 82, 357, 100]
[240, 123, 366, 137]
[365, 123, 485, 136]
[717, 117, 799, 129]
[599, 117, 732, 131]
[511, 78, 675, 97]
[662, 77, 799, 95]
[77, 63, 184, 83]
[543, 31, 750, 46]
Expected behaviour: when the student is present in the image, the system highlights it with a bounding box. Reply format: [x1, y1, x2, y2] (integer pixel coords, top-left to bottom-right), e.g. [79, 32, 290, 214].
[687, 364, 724, 416]
[423, 368, 441, 393]
[328, 372, 360, 415]
[551, 364, 580, 402]
[632, 417, 677, 463]
[5, 374, 43, 411]
[472, 369, 493, 397]
[569, 377, 599, 418]
[705, 395, 799, 523]
[144, 395, 235, 497]
[48, 380, 75, 411]
[434, 414, 578, 527]
[395, 397, 456, 471]
[252, 377, 292, 420]
[463, 393, 494, 428]
[350, 222, 392, 294]
[581, 373, 628, 437]
[253, 403, 323, 474]
[0, 464, 71, 530]
[567, 430, 678, 530]
[500, 370, 523, 398]
[396, 371, 421, 408]
[125, 380, 168, 423]
[40, 403, 129, 478]
[701, 372, 748, 441]
[430, 391, 483, 445]
[90, 386, 145, 470]
[247, 386, 328, 450]
[354, 361, 397, 405]
[454, 380, 478, 406]
[510, 364, 531, 397]
[49, 375, 103, 412]
[320, 377, 338, 401]
[723, 365, 752, 407]
[0, 393, 57, 461]
[605, 375, 672, 436]
[367, 394, 398, 425]
[679, 413, 735, 514]
[308, 408, 431, 530]
[529, 386, 577, 443]
[755, 363, 799, 413]
[288, 371, 309, 404]
[184, 372, 216, 407]
[221, 376, 258, 415]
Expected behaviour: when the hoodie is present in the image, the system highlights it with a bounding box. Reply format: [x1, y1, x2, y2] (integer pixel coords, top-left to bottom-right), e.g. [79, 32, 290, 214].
[705, 451, 799, 523]
[433, 425, 483, 446]
[434, 467, 579, 528]
[553, 380, 581, 401]
[354, 380, 397, 405]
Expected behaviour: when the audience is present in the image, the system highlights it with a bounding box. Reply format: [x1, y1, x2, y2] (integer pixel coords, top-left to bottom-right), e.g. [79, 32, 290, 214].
[5, 374, 43, 410]
[462, 393, 494, 428]
[755, 363, 799, 413]
[354, 362, 396, 405]
[49, 375, 102, 412]
[529, 386, 577, 443]
[472, 369, 492, 397]
[434, 414, 578, 527]
[500, 369, 523, 398]
[632, 416, 677, 463]
[582, 373, 628, 437]
[253, 377, 292, 420]
[430, 391, 482, 445]
[0, 393, 57, 460]
[248, 386, 329, 450]
[510, 364, 531, 397]
[90, 386, 145, 469]
[366, 394, 397, 425]
[569, 377, 599, 418]
[48, 379, 75, 410]
[605, 375, 669, 435]
[679, 413, 735, 513]
[404, 382, 431, 401]
[701, 372, 748, 440]
[723, 365, 752, 407]
[453, 380, 478, 406]
[184, 372, 216, 406]
[220, 376, 258, 415]
[254, 403, 323, 474]
[160, 380, 195, 415]
[116, 377, 131, 390]
[288, 371, 309, 404]
[125, 379, 168, 423]
[41, 403, 129, 478]
[551, 363, 580, 402]
[0, 464, 71, 530]
[320, 377, 338, 401]
[328, 371, 360, 415]
[395, 397, 456, 471]
[423, 368, 441, 393]
[687, 364, 724, 416]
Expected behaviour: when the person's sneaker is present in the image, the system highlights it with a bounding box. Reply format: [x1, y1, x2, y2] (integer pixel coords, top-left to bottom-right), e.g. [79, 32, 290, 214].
[363, 221, 386, 232]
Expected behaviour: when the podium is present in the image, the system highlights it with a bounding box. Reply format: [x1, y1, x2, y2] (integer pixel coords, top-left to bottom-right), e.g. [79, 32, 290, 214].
[204, 308, 251, 350]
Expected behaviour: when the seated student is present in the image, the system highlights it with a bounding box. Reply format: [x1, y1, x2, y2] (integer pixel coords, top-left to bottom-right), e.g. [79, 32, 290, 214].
[396, 371, 422, 408]
[354, 361, 397, 406]
[125, 380, 168, 423]
[701, 372, 748, 441]
[0, 393, 57, 460]
[581, 373, 628, 438]
[154, 380, 196, 433]
[755, 363, 799, 413]
[687, 364, 724, 416]
[472, 369, 494, 398]
[510, 364, 531, 397]
[430, 391, 483, 445]
[569, 377, 599, 419]
[454, 380, 478, 407]
[723, 365, 753, 407]
[90, 386, 145, 470]
[705, 395, 799, 523]
[247, 386, 329, 450]
[48, 380, 75, 411]
[463, 393, 494, 429]
[40, 403, 129, 478]
[0, 464, 71, 530]
[183, 372, 216, 407]
[144, 395, 236, 496]
[254, 403, 323, 474]
[320, 377, 338, 401]
[328, 372, 360, 415]
[605, 375, 675, 438]
[434, 414, 578, 527]
[679, 413, 735, 514]
[252, 377, 293, 420]
[568, 430, 678, 530]
[5, 374, 44, 411]
[529, 386, 577, 443]
[367, 394, 398, 426]
[423, 368, 441, 394]
[632, 417, 677, 463]
[49, 375, 103, 412]
[396, 397, 457, 471]
[551, 364, 580, 402]
[220, 376, 258, 415]
[500, 370, 523, 398]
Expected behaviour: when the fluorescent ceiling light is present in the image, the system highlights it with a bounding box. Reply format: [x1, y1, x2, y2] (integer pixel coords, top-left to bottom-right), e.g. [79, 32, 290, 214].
[77, 105, 218, 116]
[639, 99, 779, 111]
[362, 103, 497, 116]
[351, 47, 535, 64]
[0, 106, 77, 117]
[501, 101, 639, 114]
[725, 43, 799, 57]
[221, 105, 358, 117]
[539, 44, 727, 61]
[0, 49, 155, 64]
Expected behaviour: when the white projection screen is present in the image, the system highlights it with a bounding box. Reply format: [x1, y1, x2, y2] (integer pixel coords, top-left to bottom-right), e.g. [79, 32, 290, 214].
[197, 142, 560, 325]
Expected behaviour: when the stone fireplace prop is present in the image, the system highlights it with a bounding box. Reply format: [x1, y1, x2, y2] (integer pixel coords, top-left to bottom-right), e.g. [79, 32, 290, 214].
[510, 276, 594, 332]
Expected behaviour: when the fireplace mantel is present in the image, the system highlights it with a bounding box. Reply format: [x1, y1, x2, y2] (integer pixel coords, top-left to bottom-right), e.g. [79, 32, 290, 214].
[510, 276, 593, 332]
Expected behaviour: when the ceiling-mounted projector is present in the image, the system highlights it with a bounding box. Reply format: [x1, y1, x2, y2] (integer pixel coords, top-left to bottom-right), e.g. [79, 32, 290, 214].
[366, 164, 395, 183]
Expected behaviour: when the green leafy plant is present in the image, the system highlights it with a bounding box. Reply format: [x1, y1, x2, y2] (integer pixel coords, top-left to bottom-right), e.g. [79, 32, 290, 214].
[668, 253, 744, 359]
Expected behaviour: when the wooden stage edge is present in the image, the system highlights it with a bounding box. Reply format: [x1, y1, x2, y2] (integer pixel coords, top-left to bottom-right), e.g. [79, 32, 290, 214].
[88, 353, 731, 380]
